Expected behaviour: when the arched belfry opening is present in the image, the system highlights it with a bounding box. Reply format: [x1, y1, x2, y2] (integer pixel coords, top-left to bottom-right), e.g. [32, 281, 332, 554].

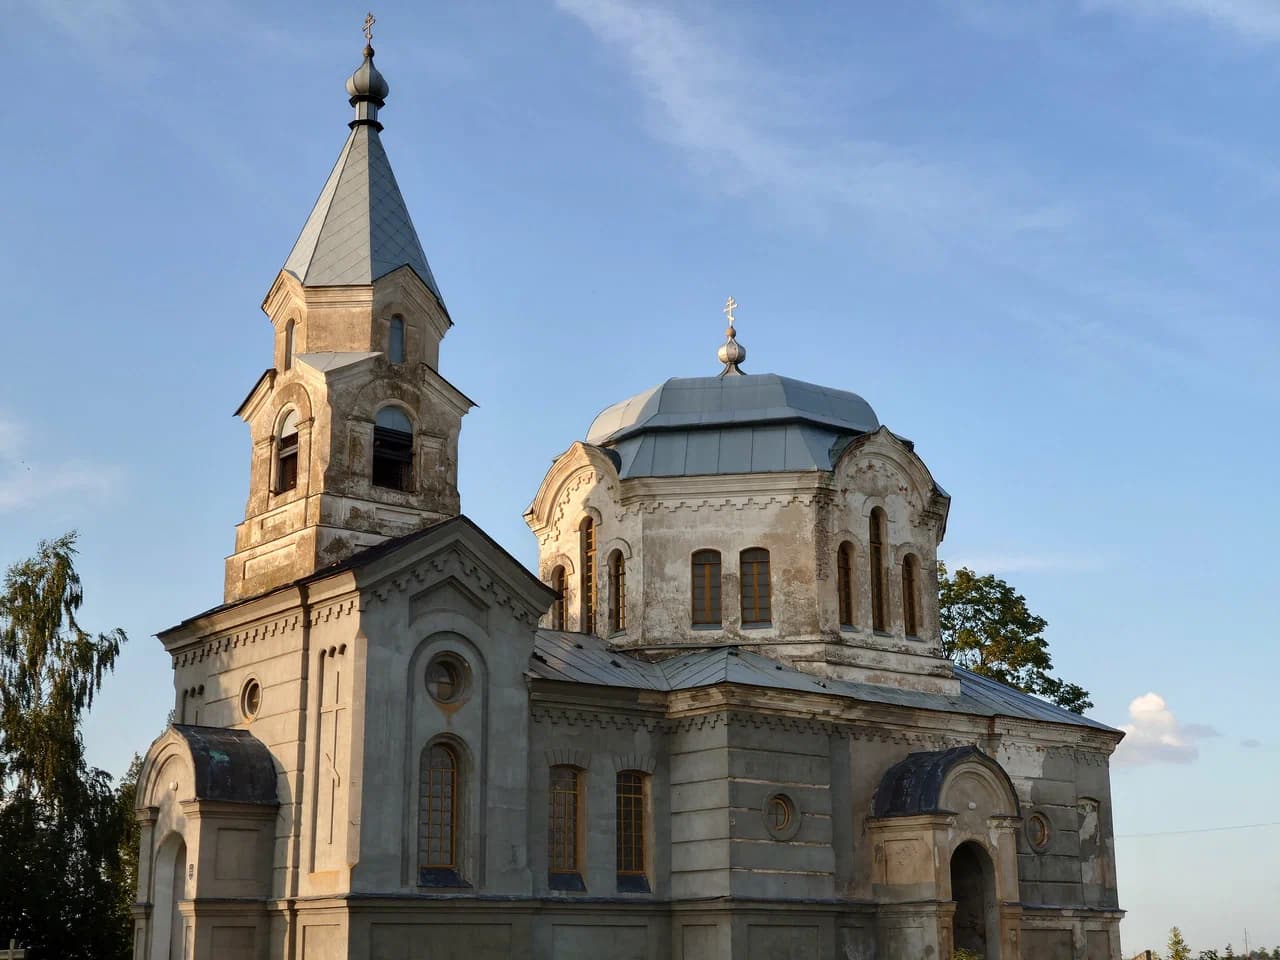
[950, 841, 997, 959]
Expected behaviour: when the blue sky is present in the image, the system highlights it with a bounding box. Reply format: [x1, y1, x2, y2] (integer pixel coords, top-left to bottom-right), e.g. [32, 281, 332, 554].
[2, 0, 1278, 950]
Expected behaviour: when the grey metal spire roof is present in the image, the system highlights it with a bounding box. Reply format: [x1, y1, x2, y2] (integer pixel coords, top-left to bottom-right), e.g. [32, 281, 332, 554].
[281, 46, 443, 301]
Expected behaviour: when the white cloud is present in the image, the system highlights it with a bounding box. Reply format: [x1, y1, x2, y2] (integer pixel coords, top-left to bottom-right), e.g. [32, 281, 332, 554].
[555, 0, 1069, 243]
[1084, 0, 1280, 41]
[1113, 692, 1220, 767]
[0, 414, 119, 512]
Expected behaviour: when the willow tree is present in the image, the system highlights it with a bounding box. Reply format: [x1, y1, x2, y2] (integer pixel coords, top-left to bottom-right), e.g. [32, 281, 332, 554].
[938, 563, 1092, 714]
[0, 532, 133, 959]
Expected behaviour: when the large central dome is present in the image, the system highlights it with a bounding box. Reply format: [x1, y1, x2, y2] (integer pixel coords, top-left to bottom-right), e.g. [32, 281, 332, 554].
[586, 373, 880, 479]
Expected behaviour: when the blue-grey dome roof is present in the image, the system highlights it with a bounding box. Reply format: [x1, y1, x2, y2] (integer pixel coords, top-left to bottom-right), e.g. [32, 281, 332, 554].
[586, 373, 880, 479]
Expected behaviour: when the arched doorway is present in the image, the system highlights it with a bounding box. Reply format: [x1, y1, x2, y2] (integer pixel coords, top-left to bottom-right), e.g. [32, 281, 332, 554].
[951, 841, 997, 959]
[150, 834, 187, 960]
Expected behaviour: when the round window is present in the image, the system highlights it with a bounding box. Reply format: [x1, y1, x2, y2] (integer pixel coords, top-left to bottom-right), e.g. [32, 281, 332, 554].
[426, 654, 469, 704]
[762, 793, 801, 841]
[1026, 812, 1051, 852]
[241, 678, 262, 720]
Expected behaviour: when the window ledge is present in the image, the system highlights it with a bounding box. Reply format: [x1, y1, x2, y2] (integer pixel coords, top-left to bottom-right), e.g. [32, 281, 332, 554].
[691, 624, 723, 631]
[616, 874, 651, 894]
[549, 872, 586, 892]
[418, 868, 469, 889]
[741, 622, 773, 630]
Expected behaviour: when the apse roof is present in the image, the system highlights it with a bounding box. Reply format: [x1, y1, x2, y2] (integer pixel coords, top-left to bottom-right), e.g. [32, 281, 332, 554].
[170, 725, 279, 805]
[529, 630, 1118, 733]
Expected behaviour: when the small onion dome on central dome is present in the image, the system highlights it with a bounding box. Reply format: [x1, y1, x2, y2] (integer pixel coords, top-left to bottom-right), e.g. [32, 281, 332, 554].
[347, 45, 390, 101]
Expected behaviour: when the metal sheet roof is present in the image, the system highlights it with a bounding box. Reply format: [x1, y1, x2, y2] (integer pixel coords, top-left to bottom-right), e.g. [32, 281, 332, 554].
[283, 125, 442, 300]
[529, 631, 1118, 733]
[585, 374, 878, 480]
[587, 374, 879, 446]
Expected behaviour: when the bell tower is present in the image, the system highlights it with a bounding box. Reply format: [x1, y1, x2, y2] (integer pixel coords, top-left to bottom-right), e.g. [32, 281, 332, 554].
[225, 33, 472, 603]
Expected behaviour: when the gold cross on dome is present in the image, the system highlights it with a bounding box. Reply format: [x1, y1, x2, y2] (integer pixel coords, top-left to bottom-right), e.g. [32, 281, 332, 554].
[723, 296, 737, 325]
[363, 12, 376, 41]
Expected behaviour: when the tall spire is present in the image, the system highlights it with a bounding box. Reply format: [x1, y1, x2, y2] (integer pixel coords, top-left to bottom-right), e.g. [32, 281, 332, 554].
[280, 17, 443, 303]
[717, 296, 746, 376]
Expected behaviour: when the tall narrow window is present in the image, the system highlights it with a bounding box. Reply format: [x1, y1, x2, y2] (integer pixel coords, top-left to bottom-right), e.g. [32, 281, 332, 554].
[615, 771, 648, 891]
[608, 551, 626, 634]
[550, 566, 566, 630]
[549, 766, 584, 890]
[389, 315, 405, 364]
[419, 743, 460, 884]
[275, 410, 299, 493]
[691, 550, 722, 626]
[869, 508, 887, 632]
[837, 541, 855, 628]
[284, 319, 295, 371]
[739, 548, 772, 626]
[579, 518, 596, 634]
[902, 554, 920, 637]
[373, 406, 414, 491]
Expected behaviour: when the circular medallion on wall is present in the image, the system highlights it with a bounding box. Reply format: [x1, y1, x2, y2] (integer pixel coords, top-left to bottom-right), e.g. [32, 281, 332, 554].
[762, 792, 802, 841]
[425, 653, 470, 705]
[240, 678, 262, 721]
[1026, 811, 1052, 852]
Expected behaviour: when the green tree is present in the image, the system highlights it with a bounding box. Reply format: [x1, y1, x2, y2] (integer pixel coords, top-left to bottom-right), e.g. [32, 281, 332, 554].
[937, 563, 1092, 713]
[1198, 950, 1220, 960]
[0, 532, 132, 959]
[1168, 927, 1192, 960]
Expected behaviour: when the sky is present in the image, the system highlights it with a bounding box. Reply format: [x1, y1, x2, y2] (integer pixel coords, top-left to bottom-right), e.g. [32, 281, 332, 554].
[1, 0, 1278, 951]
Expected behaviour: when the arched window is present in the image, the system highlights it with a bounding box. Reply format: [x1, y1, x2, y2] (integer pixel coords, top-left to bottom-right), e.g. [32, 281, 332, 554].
[739, 548, 771, 627]
[579, 518, 596, 635]
[419, 742, 460, 884]
[691, 550, 722, 627]
[615, 770, 649, 891]
[389, 315, 405, 364]
[550, 566, 566, 630]
[275, 410, 299, 493]
[837, 541, 855, 628]
[902, 554, 920, 637]
[608, 550, 626, 634]
[549, 765, 584, 889]
[869, 508, 887, 632]
[373, 406, 414, 491]
[284, 319, 295, 371]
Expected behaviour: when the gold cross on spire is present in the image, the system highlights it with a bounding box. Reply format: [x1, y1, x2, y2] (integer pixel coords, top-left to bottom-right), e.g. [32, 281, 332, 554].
[723, 296, 737, 326]
[363, 11, 376, 42]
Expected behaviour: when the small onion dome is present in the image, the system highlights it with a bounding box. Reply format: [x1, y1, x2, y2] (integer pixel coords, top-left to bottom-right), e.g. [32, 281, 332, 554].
[347, 44, 389, 102]
[717, 329, 746, 367]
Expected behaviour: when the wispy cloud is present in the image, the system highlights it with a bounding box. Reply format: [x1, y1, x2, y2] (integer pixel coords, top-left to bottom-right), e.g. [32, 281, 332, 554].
[0, 414, 119, 513]
[1241, 738, 1263, 749]
[1113, 692, 1220, 767]
[555, 0, 1070, 244]
[1084, 0, 1280, 41]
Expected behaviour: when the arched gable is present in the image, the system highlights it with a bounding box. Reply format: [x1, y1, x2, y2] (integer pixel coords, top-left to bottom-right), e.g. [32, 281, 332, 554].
[523, 442, 621, 542]
[138, 725, 279, 813]
[833, 427, 951, 541]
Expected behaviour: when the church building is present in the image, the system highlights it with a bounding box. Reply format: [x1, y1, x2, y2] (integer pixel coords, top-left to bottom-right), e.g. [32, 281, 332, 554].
[133, 31, 1125, 960]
